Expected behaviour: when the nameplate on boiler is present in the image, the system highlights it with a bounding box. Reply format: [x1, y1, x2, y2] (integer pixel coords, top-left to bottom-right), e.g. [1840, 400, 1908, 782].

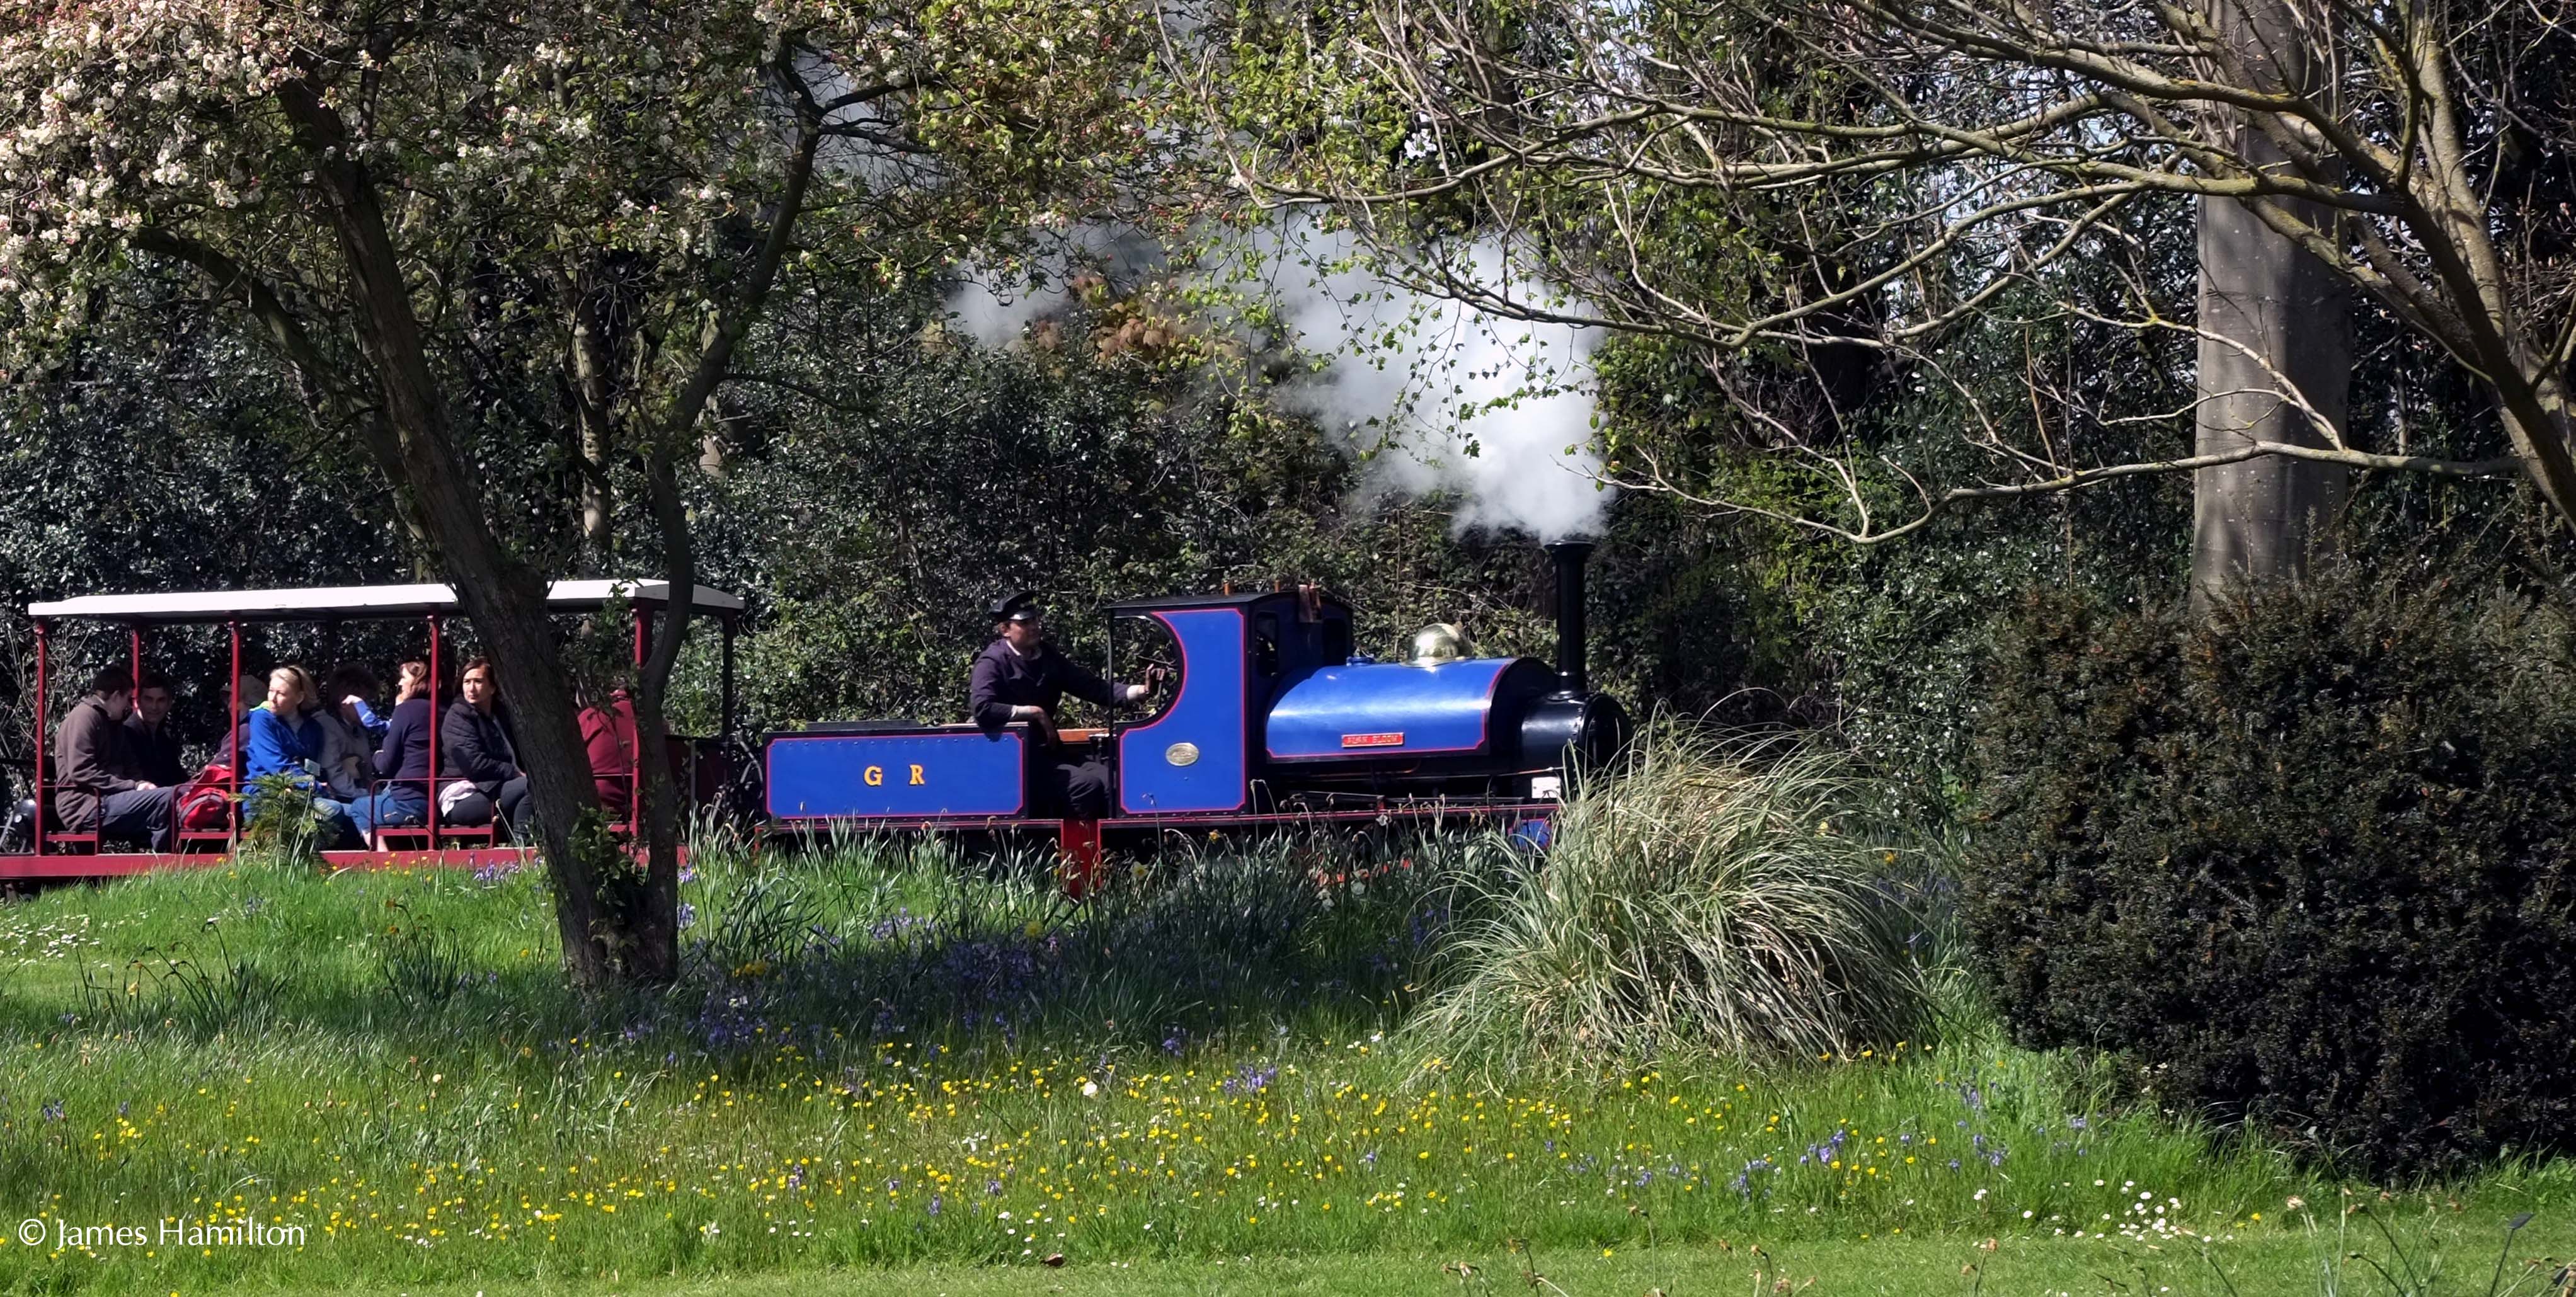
[1340, 731, 1405, 748]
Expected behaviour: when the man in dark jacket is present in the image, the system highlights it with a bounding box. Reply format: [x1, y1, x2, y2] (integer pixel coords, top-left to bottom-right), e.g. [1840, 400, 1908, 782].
[968, 593, 1160, 818]
[54, 667, 178, 850]
[438, 658, 529, 833]
[122, 671, 189, 789]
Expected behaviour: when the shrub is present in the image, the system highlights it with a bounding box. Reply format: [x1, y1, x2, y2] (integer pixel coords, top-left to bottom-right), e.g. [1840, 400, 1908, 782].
[1405, 724, 1938, 1075]
[239, 772, 321, 862]
[1964, 568, 2576, 1177]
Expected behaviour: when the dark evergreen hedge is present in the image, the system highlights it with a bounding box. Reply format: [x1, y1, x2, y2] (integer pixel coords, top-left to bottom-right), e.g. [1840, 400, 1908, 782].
[1964, 569, 2576, 1177]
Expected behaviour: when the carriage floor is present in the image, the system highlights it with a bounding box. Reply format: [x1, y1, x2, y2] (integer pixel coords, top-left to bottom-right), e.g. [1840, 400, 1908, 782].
[0, 847, 539, 881]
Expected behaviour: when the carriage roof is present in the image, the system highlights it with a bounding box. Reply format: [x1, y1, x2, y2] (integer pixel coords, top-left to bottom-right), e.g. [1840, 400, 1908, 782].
[28, 580, 745, 624]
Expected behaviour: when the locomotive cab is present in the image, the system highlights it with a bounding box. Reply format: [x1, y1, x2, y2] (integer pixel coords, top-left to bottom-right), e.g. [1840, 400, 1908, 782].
[1107, 588, 1357, 815]
[1109, 580, 1626, 813]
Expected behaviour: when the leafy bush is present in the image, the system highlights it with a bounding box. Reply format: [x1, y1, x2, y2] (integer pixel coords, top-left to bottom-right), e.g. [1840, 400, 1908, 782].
[1964, 568, 2576, 1177]
[239, 772, 321, 862]
[1406, 725, 1938, 1074]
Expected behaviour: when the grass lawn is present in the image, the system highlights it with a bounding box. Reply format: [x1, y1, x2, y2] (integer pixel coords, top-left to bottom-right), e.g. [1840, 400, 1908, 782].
[14, 1229, 2576, 1296]
[3, 837, 2571, 1295]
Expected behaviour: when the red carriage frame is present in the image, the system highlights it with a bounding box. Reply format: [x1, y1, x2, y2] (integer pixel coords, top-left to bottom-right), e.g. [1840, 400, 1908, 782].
[7, 580, 742, 881]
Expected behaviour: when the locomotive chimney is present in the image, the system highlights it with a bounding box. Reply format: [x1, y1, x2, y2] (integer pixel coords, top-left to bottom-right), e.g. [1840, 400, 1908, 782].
[1543, 540, 1594, 694]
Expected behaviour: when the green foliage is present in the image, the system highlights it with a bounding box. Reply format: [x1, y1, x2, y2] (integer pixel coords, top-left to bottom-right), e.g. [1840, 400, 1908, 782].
[0, 271, 416, 769]
[1964, 566, 2576, 1177]
[239, 772, 323, 863]
[374, 900, 476, 1014]
[1406, 725, 1939, 1075]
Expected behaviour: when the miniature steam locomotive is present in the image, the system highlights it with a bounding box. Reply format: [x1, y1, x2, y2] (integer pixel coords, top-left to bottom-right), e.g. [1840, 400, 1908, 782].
[761, 542, 1629, 854]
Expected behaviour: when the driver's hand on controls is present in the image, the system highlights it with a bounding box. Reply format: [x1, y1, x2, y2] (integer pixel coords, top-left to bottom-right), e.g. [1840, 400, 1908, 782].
[1122, 665, 1172, 702]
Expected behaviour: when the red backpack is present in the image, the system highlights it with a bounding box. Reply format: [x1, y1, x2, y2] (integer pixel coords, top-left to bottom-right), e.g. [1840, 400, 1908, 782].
[178, 763, 234, 831]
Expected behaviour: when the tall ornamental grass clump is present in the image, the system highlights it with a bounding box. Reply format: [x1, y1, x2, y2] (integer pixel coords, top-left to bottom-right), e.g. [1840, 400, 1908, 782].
[1407, 726, 1938, 1073]
[1966, 568, 2576, 1177]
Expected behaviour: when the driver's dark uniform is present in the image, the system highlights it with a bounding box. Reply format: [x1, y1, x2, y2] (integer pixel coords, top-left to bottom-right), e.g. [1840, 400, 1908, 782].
[969, 639, 1122, 818]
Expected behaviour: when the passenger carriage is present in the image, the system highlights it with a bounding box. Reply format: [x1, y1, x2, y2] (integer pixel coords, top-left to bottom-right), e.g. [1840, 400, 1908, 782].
[3, 580, 743, 881]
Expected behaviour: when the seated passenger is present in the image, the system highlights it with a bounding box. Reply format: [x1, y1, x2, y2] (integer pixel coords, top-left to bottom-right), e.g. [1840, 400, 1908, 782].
[968, 591, 1161, 818]
[53, 667, 178, 851]
[220, 671, 265, 769]
[439, 658, 529, 833]
[365, 661, 435, 831]
[122, 671, 188, 789]
[242, 665, 362, 848]
[578, 682, 640, 820]
[311, 663, 381, 801]
[332, 664, 390, 741]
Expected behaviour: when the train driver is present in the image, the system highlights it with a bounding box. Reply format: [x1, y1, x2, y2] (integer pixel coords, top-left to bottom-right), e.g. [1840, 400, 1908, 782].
[968, 591, 1159, 818]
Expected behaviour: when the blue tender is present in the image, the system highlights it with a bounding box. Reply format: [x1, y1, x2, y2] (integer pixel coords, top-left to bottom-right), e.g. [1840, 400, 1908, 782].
[766, 729, 1028, 818]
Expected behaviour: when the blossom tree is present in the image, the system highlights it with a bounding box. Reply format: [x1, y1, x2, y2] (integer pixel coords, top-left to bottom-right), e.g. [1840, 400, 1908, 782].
[0, 0, 1147, 981]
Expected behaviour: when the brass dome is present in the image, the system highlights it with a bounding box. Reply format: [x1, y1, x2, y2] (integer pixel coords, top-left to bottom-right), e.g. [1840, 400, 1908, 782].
[1410, 622, 1472, 666]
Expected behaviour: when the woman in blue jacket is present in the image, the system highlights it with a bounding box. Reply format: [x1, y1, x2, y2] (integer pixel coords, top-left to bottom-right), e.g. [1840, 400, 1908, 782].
[243, 666, 362, 849]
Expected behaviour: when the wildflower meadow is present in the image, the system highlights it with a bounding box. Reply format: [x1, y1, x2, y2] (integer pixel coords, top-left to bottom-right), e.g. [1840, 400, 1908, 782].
[5, 825, 2575, 1295]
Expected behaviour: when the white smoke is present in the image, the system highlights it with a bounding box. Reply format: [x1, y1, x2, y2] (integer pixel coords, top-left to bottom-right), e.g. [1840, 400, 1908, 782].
[1264, 224, 1610, 540]
[944, 221, 1168, 347]
[946, 218, 1613, 540]
[946, 272, 1068, 348]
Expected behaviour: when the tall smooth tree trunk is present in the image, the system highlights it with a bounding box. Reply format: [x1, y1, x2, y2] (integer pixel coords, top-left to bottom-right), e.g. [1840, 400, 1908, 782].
[2190, 0, 2354, 604]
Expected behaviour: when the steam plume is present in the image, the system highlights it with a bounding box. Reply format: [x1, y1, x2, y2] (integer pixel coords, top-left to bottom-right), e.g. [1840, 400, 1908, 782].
[946, 219, 1613, 540]
[1266, 224, 1609, 540]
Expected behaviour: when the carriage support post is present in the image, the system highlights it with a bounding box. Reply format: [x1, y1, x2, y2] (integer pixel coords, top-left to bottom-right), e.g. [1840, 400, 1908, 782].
[427, 616, 442, 851]
[1059, 818, 1104, 901]
[227, 620, 241, 842]
[31, 620, 47, 857]
[719, 615, 736, 743]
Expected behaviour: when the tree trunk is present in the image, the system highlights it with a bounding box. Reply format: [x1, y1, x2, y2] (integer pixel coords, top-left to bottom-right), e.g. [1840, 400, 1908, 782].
[627, 449, 696, 985]
[570, 292, 619, 571]
[2495, 370, 2576, 526]
[278, 76, 629, 985]
[2190, 0, 2354, 604]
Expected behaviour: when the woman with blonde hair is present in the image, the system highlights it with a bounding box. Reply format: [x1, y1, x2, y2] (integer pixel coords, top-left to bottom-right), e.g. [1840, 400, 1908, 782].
[241, 665, 362, 849]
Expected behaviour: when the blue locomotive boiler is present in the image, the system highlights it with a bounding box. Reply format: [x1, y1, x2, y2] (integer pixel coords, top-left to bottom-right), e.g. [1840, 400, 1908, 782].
[764, 542, 1629, 848]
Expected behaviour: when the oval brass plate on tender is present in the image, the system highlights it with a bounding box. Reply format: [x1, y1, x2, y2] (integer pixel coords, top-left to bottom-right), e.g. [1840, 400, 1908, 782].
[1165, 742, 1201, 767]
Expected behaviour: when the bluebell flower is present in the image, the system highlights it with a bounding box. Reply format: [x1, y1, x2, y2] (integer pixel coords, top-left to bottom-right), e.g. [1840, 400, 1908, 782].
[1728, 1157, 1775, 1197]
